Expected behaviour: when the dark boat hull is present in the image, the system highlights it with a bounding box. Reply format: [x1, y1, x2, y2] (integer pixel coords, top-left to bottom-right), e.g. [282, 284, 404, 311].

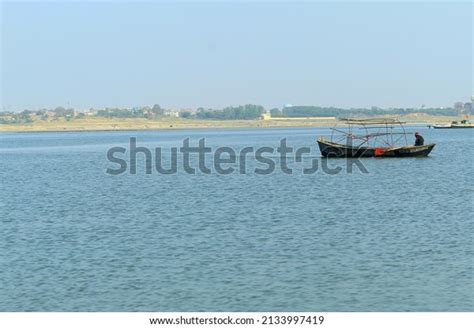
[317, 140, 435, 158]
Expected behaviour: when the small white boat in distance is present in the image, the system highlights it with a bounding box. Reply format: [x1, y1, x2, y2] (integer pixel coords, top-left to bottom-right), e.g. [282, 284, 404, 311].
[431, 119, 474, 129]
[431, 123, 452, 129]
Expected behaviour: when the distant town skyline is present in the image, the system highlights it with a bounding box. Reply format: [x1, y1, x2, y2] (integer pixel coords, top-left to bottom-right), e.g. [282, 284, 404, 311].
[1, 1, 472, 111]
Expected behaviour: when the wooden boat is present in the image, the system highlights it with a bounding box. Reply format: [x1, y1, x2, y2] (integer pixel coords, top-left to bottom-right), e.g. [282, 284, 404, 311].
[318, 138, 435, 157]
[317, 118, 435, 158]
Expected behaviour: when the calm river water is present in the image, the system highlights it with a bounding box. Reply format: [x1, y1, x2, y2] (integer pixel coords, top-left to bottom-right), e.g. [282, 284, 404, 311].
[0, 127, 472, 311]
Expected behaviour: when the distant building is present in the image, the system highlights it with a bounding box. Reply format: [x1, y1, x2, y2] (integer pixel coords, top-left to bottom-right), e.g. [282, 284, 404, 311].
[84, 108, 97, 116]
[261, 113, 271, 120]
[165, 109, 180, 117]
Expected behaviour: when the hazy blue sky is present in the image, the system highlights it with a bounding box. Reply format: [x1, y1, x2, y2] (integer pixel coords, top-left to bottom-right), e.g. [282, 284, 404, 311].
[1, 1, 472, 111]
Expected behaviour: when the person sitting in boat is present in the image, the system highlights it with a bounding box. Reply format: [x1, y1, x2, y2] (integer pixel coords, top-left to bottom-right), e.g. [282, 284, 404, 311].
[414, 132, 424, 146]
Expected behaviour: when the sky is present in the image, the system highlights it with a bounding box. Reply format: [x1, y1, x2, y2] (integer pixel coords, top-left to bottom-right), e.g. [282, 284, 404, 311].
[1, 1, 472, 111]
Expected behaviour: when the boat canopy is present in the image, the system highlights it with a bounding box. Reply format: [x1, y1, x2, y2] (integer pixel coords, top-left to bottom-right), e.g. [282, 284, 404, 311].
[328, 117, 409, 148]
[338, 118, 406, 125]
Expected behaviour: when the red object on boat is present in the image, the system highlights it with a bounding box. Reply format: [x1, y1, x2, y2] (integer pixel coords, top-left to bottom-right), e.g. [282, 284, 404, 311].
[374, 148, 385, 156]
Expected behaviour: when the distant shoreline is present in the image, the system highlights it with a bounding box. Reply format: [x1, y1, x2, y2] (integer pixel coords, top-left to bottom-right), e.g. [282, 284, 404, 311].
[0, 115, 461, 133]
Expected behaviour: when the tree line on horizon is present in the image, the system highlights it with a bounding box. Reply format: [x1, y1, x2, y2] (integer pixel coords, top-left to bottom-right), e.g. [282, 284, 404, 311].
[0, 104, 472, 124]
[270, 106, 469, 118]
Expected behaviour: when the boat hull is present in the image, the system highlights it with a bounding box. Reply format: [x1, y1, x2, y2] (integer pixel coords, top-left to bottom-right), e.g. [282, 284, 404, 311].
[317, 140, 435, 158]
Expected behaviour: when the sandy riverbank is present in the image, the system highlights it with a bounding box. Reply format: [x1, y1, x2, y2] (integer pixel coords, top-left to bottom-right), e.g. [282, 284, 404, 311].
[0, 114, 462, 133]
